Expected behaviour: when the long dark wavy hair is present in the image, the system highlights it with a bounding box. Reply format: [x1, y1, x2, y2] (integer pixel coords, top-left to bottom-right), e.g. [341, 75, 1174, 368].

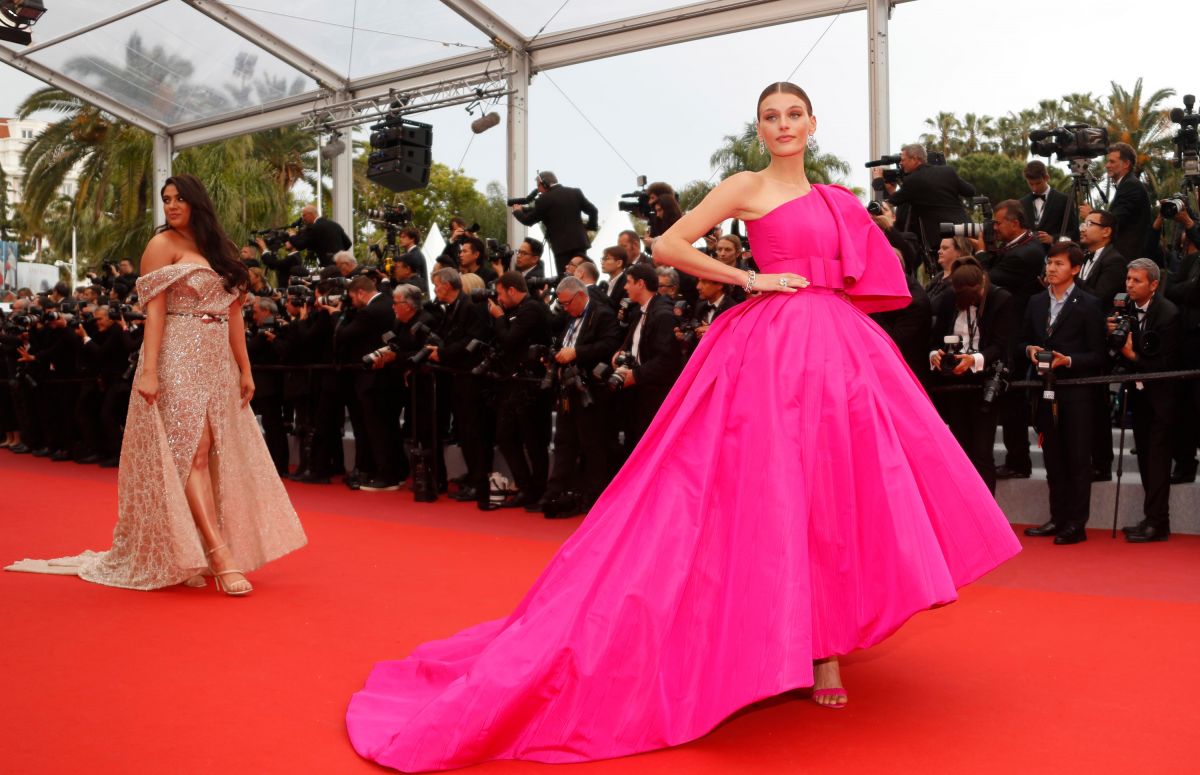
[157, 174, 248, 292]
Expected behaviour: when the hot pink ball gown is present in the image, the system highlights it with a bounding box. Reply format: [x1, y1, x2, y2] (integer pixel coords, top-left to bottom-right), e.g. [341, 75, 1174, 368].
[346, 184, 1021, 771]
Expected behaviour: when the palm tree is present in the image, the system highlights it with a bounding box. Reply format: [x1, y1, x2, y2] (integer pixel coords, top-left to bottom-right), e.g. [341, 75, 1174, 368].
[919, 112, 962, 159]
[960, 113, 995, 155]
[1098, 79, 1176, 195]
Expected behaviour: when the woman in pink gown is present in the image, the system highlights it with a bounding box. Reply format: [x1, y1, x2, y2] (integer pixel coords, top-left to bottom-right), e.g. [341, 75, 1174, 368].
[346, 82, 1020, 771]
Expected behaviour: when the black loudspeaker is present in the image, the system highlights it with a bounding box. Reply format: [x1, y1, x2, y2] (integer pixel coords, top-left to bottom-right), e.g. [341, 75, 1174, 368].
[368, 118, 433, 193]
[368, 145, 432, 167]
[367, 160, 430, 192]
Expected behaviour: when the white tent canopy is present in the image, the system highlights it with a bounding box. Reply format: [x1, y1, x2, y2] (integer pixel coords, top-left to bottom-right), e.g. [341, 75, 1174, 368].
[1, 0, 907, 242]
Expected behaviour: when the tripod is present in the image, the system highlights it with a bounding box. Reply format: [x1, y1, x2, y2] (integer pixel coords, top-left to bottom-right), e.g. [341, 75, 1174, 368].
[1060, 158, 1109, 238]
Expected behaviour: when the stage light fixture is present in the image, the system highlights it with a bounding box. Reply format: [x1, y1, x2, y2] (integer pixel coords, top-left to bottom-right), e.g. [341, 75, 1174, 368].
[0, 0, 46, 45]
[320, 130, 346, 160]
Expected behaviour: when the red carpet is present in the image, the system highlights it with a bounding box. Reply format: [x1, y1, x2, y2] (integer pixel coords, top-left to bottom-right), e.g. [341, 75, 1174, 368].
[2, 452, 1198, 774]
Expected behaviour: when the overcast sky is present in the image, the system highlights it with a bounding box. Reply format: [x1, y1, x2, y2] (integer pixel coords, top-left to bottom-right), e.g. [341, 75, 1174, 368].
[1, 0, 1197, 220]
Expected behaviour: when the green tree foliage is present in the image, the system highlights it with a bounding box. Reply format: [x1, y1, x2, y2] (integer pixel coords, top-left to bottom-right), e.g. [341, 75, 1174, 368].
[949, 153, 1028, 205]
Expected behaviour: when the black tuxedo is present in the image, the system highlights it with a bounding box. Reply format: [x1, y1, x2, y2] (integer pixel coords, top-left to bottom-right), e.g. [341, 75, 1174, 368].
[870, 274, 933, 382]
[288, 217, 352, 266]
[546, 299, 621, 505]
[929, 285, 1016, 492]
[334, 293, 402, 482]
[438, 294, 496, 500]
[513, 184, 599, 273]
[1108, 176, 1153, 260]
[401, 246, 428, 283]
[247, 320, 289, 474]
[694, 294, 738, 326]
[887, 163, 976, 252]
[605, 269, 629, 310]
[623, 295, 682, 446]
[1019, 286, 1106, 531]
[520, 263, 544, 282]
[262, 250, 304, 289]
[978, 233, 1045, 309]
[493, 296, 553, 499]
[1117, 296, 1182, 530]
[1077, 244, 1127, 309]
[1021, 188, 1078, 243]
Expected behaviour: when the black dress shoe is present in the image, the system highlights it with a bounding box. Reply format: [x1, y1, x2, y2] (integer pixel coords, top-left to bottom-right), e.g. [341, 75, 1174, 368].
[98, 456, 120, 468]
[1169, 469, 1197, 484]
[359, 478, 401, 492]
[75, 454, 101, 465]
[1121, 521, 1148, 536]
[10, 443, 31, 454]
[1092, 468, 1112, 482]
[1024, 521, 1061, 537]
[499, 492, 531, 509]
[1126, 525, 1170, 543]
[452, 486, 478, 502]
[1053, 527, 1087, 545]
[477, 499, 502, 511]
[995, 465, 1031, 479]
[50, 450, 72, 462]
[32, 447, 52, 457]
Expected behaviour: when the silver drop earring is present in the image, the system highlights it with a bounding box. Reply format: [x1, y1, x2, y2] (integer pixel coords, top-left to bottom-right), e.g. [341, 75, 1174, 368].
[757, 137, 765, 153]
[807, 135, 817, 151]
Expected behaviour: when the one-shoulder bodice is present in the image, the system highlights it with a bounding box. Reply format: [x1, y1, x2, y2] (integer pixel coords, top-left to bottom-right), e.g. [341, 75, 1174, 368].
[134, 263, 237, 315]
[742, 184, 911, 313]
[745, 192, 844, 288]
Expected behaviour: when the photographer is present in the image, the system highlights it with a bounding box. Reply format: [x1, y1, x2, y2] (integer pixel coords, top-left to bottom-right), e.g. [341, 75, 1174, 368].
[286, 204, 352, 268]
[970, 199, 1045, 479]
[74, 305, 133, 464]
[869, 199, 924, 277]
[334, 251, 359, 279]
[1110, 258, 1182, 542]
[239, 243, 264, 268]
[428, 268, 495, 508]
[870, 251, 933, 382]
[1019, 243, 1106, 545]
[656, 267, 680, 301]
[438, 217, 470, 268]
[1160, 207, 1200, 482]
[511, 171, 599, 274]
[678, 276, 739, 357]
[1020, 160, 1079, 245]
[247, 297, 288, 476]
[486, 271, 553, 509]
[878, 143, 976, 258]
[540, 276, 622, 518]
[286, 289, 339, 484]
[457, 236, 497, 285]
[112, 260, 138, 301]
[928, 236, 973, 314]
[1077, 209, 1127, 308]
[613, 263, 683, 453]
[20, 303, 83, 460]
[258, 236, 304, 289]
[1080, 144, 1152, 261]
[396, 226, 428, 285]
[928, 258, 1016, 493]
[514, 238, 545, 282]
[333, 274, 404, 492]
[600, 245, 630, 310]
[619, 230, 653, 267]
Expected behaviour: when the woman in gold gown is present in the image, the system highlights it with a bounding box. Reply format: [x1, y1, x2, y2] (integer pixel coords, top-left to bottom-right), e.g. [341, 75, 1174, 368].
[7, 175, 306, 593]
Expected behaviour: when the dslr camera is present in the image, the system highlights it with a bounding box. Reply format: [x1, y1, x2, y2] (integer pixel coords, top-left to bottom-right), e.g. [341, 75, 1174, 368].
[939, 197, 995, 244]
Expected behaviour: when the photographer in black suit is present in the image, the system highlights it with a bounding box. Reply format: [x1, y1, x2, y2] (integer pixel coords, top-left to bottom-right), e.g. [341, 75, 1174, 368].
[970, 200, 1045, 480]
[870, 252, 933, 382]
[486, 271, 553, 510]
[1021, 161, 1078, 246]
[247, 298, 288, 476]
[515, 238, 546, 282]
[1077, 209, 1127, 480]
[511, 172, 599, 274]
[600, 245, 629, 311]
[928, 258, 1016, 493]
[1081, 143, 1152, 261]
[1020, 243, 1107, 545]
[396, 226, 428, 286]
[613, 264, 683, 452]
[286, 204, 352, 268]
[334, 275, 404, 492]
[1110, 258, 1182, 542]
[878, 143, 976, 258]
[257, 238, 305, 289]
[1160, 207, 1200, 482]
[428, 268, 495, 508]
[540, 276, 622, 518]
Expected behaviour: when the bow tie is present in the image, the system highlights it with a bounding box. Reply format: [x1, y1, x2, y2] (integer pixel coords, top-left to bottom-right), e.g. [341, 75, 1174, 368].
[1136, 307, 1148, 316]
[1031, 193, 1045, 201]
[1082, 251, 1095, 261]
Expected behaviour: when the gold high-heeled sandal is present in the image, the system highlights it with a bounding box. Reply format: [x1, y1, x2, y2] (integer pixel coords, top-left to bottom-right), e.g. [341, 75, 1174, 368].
[205, 543, 253, 596]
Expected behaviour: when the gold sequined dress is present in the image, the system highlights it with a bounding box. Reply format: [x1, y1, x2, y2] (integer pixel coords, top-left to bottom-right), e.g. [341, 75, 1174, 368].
[6, 263, 307, 589]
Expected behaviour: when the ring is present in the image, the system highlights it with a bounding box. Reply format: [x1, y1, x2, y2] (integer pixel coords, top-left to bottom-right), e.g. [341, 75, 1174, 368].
[779, 278, 789, 288]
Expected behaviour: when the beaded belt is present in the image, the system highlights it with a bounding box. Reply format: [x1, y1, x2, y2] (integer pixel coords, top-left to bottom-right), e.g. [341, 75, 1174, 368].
[167, 311, 228, 324]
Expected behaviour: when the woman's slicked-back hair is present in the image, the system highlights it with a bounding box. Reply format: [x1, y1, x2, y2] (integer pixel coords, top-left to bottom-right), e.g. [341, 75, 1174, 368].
[159, 174, 248, 293]
[756, 82, 814, 118]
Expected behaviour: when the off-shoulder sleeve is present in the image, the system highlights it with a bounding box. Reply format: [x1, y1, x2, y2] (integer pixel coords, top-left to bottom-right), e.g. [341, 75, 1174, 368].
[815, 184, 911, 314]
[134, 264, 204, 304]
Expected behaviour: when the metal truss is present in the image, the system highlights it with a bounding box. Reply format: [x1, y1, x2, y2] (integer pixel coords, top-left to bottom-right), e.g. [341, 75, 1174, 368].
[299, 72, 515, 133]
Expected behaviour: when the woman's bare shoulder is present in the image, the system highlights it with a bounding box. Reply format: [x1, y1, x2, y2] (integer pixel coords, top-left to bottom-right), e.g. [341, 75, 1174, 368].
[140, 230, 182, 274]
